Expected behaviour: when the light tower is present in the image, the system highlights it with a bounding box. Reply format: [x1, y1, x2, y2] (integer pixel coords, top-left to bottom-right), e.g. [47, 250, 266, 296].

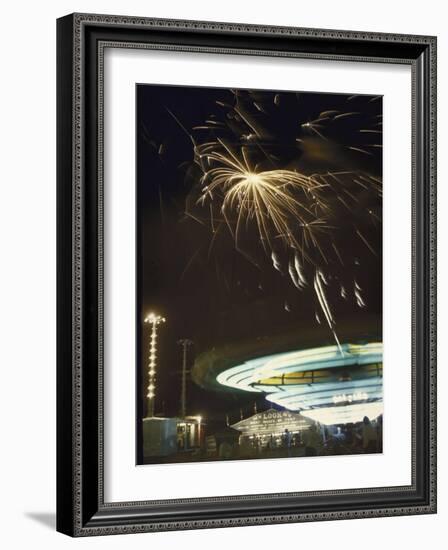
[177, 339, 193, 418]
[144, 312, 165, 417]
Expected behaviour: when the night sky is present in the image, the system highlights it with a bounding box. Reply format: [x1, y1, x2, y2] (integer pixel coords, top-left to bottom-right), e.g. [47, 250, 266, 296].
[136, 84, 382, 434]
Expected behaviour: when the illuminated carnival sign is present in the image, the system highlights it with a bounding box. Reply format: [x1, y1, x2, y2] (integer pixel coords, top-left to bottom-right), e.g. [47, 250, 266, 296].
[332, 392, 369, 404]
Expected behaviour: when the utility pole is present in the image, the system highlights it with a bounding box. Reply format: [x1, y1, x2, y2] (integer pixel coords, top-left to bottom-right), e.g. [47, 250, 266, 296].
[177, 339, 193, 418]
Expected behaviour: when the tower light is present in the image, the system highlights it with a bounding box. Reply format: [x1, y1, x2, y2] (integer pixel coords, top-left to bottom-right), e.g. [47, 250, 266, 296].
[144, 312, 165, 417]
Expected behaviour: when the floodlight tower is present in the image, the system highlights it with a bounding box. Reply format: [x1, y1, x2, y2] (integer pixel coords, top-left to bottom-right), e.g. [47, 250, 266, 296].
[177, 339, 193, 418]
[144, 313, 165, 417]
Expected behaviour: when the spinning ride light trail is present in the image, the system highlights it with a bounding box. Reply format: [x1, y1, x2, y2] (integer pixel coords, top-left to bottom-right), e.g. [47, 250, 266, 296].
[216, 342, 383, 425]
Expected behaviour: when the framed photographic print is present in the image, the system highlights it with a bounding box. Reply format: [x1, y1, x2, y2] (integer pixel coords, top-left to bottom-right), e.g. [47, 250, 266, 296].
[57, 13, 437, 536]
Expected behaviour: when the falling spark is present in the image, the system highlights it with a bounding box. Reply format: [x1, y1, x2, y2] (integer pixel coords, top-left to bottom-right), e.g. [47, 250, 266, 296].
[301, 121, 328, 140]
[271, 251, 283, 273]
[294, 253, 307, 288]
[356, 229, 377, 256]
[180, 247, 203, 281]
[253, 101, 267, 113]
[332, 243, 344, 266]
[348, 146, 373, 156]
[334, 112, 360, 120]
[354, 281, 366, 307]
[319, 110, 339, 117]
[314, 270, 343, 353]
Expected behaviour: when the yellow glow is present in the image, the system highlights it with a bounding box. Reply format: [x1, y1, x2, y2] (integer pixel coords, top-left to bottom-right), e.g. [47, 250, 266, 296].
[144, 312, 166, 324]
[243, 172, 263, 186]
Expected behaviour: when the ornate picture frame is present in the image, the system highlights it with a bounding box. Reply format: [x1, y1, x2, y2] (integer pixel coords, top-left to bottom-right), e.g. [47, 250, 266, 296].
[57, 13, 436, 536]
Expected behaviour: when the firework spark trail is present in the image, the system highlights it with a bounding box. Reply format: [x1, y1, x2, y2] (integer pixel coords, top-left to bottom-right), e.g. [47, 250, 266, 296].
[180, 247, 203, 281]
[356, 229, 377, 256]
[294, 253, 307, 288]
[301, 121, 328, 140]
[349, 146, 373, 156]
[271, 251, 283, 273]
[354, 281, 366, 308]
[314, 270, 343, 353]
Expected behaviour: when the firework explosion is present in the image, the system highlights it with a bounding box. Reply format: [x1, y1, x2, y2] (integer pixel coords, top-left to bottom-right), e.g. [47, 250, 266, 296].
[167, 89, 382, 350]
[142, 89, 382, 354]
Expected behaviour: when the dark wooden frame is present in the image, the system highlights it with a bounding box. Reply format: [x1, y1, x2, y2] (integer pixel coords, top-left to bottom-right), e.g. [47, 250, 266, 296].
[57, 13, 437, 536]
